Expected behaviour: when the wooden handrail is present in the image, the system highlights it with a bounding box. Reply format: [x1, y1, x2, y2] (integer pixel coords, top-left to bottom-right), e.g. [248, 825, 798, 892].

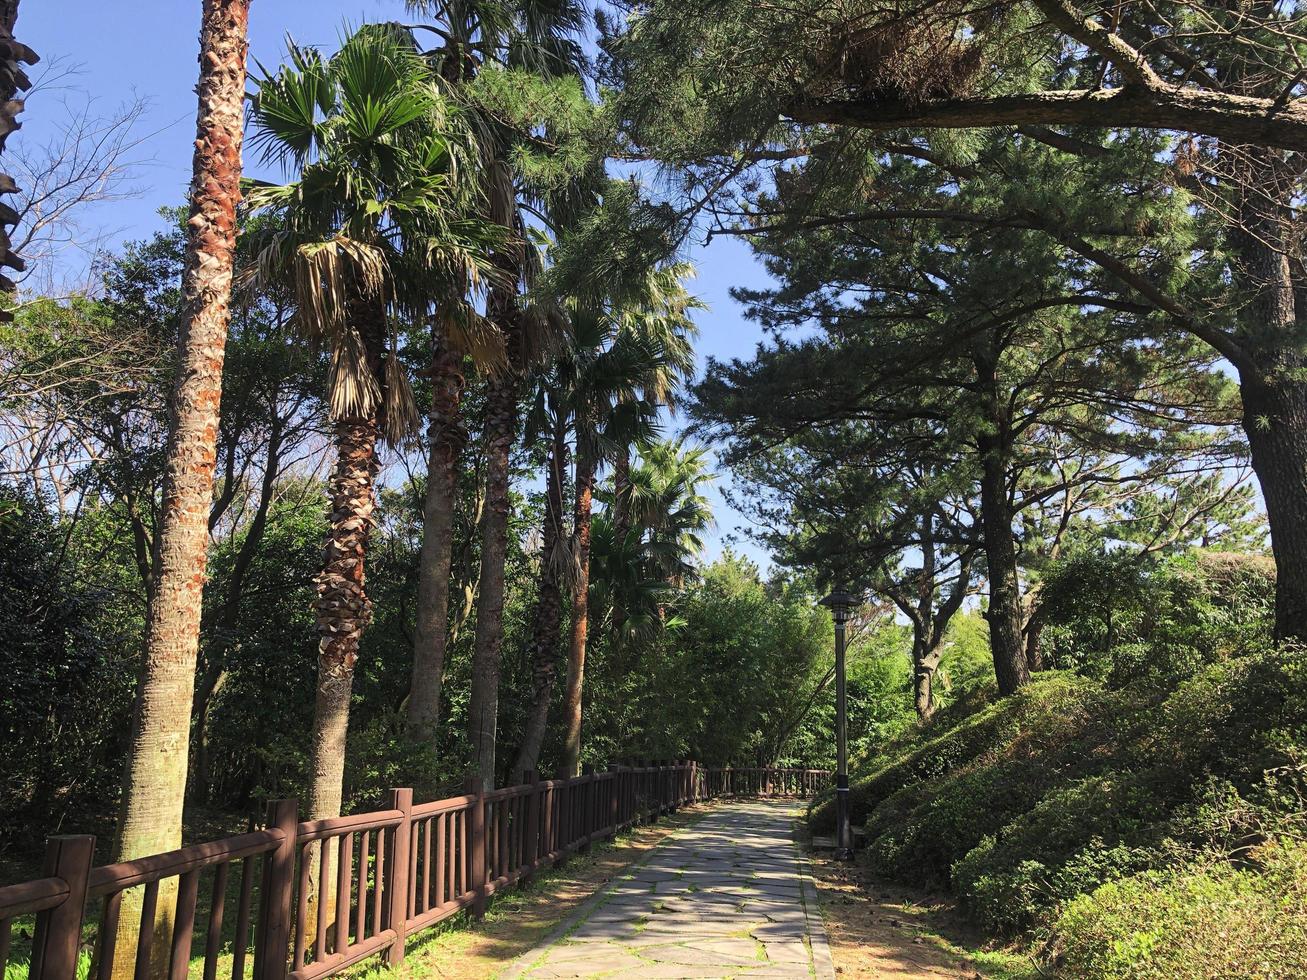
[85, 828, 283, 897]
[1, 763, 831, 980]
[0, 877, 68, 919]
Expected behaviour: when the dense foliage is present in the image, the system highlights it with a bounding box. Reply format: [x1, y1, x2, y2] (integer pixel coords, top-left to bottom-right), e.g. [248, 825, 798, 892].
[5, 1, 1307, 976]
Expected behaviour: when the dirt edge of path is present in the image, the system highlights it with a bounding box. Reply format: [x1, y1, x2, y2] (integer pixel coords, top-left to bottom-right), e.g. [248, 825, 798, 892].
[802, 845, 1039, 980]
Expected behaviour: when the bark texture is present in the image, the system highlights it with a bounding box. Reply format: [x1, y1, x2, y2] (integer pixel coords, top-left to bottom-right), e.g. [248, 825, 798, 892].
[1227, 145, 1307, 642]
[467, 304, 519, 790]
[913, 642, 942, 722]
[407, 339, 467, 740]
[307, 294, 386, 822]
[977, 436, 1030, 695]
[974, 348, 1030, 696]
[510, 420, 569, 784]
[0, 0, 35, 313]
[610, 449, 632, 646]
[561, 454, 595, 778]
[111, 3, 249, 977]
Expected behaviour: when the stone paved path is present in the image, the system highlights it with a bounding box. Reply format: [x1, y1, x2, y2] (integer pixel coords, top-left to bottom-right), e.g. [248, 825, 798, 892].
[505, 801, 835, 979]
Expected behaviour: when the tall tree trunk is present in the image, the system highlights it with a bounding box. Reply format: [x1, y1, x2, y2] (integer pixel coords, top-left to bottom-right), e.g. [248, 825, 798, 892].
[610, 449, 632, 646]
[977, 436, 1030, 695]
[1242, 371, 1307, 640]
[110, 4, 248, 977]
[561, 453, 595, 778]
[1226, 144, 1307, 641]
[973, 349, 1030, 696]
[307, 295, 386, 821]
[407, 339, 466, 741]
[0, 0, 35, 312]
[511, 418, 568, 784]
[467, 309, 519, 791]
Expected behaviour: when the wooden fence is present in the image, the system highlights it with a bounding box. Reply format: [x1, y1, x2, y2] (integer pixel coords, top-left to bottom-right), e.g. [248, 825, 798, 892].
[0, 763, 830, 979]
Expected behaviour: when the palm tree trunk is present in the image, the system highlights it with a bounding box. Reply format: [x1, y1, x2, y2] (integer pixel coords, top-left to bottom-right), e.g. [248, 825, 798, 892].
[110, 3, 248, 976]
[610, 448, 632, 647]
[0, 0, 36, 310]
[407, 339, 466, 741]
[561, 452, 595, 778]
[468, 308, 519, 790]
[511, 418, 568, 784]
[308, 294, 386, 821]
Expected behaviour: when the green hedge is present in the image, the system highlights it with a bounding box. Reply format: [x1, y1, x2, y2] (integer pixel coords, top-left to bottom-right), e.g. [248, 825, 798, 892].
[1055, 839, 1307, 979]
[810, 643, 1307, 949]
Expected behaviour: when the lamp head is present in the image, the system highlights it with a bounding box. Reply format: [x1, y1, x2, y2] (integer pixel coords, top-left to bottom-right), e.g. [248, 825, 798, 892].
[819, 589, 861, 624]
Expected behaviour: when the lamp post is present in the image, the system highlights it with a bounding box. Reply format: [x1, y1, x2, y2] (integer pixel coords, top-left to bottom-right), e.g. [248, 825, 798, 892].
[819, 589, 859, 860]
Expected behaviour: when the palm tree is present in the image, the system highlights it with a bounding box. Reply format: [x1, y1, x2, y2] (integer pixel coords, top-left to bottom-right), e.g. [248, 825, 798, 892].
[622, 439, 714, 590]
[508, 312, 669, 782]
[109, 2, 249, 975]
[608, 267, 699, 643]
[246, 25, 502, 822]
[590, 439, 715, 645]
[407, 273, 506, 746]
[559, 316, 670, 776]
[407, 0, 586, 790]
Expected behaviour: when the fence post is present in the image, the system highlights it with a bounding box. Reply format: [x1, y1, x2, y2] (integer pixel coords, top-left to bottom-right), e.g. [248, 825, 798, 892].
[383, 788, 413, 967]
[578, 765, 594, 853]
[29, 835, 94, 980]
[542, 778, 556, 869]
[523, 771, 541, 881]
[463, 776, 488, 919]
[608, 767, 620, 837]
[645, 761, 658, 824]
[554, 768, 570, 868]
[254, 798, 297, 980]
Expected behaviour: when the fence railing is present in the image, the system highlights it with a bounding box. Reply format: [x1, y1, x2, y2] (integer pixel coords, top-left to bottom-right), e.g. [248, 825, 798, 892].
[0, 762, 830, 979]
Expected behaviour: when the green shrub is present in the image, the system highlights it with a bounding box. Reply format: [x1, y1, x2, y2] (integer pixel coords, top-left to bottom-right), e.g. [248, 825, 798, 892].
[1038, 550, 1274, 688]
[1055, 839, 1307, 979]
[810, 672, 1101, 834]
[854, 675, 1133, 884]
[812, 639, 1307, 949]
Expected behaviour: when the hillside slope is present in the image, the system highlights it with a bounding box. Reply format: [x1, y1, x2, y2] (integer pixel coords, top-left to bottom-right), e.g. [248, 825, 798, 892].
[810, 645, 1307, 977]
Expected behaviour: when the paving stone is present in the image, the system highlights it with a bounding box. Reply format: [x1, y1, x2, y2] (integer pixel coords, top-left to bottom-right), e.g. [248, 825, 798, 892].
[761, 940, 812, 965]
[638, 944, 757, 967]
[505, 802, 833, 980]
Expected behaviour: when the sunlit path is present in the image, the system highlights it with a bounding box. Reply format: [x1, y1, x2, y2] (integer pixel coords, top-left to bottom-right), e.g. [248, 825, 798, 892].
[506, 801, 834, 979]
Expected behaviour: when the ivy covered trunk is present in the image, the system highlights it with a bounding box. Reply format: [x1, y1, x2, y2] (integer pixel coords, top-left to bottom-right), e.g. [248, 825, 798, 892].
[561, 452, 596, 778]
[307, 293, 386, 821]
[407, 339, 466, 741]
[110, 3, 248, 976]
[511, 419, 569, 784]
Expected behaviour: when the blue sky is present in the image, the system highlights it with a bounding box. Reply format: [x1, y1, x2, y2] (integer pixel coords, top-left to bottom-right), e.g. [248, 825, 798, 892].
[19, 0, 777, 567]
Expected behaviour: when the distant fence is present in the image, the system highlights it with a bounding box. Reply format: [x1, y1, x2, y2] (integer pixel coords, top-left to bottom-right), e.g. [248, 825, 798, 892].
[0, 762, 831, 979]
